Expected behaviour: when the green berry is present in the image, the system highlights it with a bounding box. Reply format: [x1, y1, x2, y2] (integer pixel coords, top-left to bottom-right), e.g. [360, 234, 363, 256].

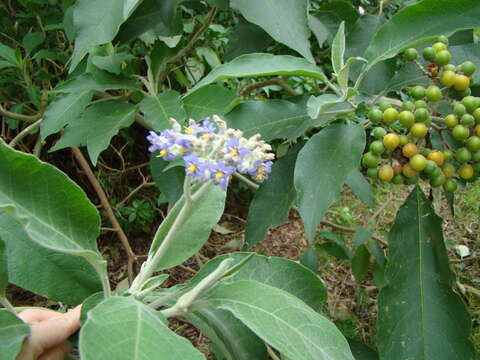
[373, 127, 387, 139]
[431, 173, 446, 187]
[435, 50, 452, 66]
[368, 109, 383, 124]
[414, 100, 428, 109]
[392, 174, 405, 184]
[383, 108, 398, 125]
[444, 64, 456, 72]
[379, 101, 392, 112]
[443, 178, 457, 192]
[456, 147, 472, 163]
[432, 42, 447, 52]
[461, 96, 478, 112]
[410, 86, 426, 100]
[437, 35, 449, 45]
[466, 136, 480, 152]
[366, 167, 378, 178]
[444, 114, 458, 128]
[424, 160, 437, 175]
[370, 140, 385, 155]
[399, 110, 415, 128]
[404, 48, 418, 61]
[460, 114, 475, 127]
[402, 101, 415, 111]
[422, 47, 436, 61]
[415, 108, 429, 122]
[452, 124, 470, 140]
[426, 85, 442, 102]
[473, 108, 480, 122]
[453, 103, 467, 116]
[460, 61, 477, 76]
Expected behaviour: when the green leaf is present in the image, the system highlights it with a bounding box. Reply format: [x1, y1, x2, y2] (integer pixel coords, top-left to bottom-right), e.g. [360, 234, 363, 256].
[306, 94, 344, 119]
[0, 311, 30, 360]
[332, 22, 345, 75]
[309, 15, 329, 48]
[22, 32, 45, 55]
[0, 43, 19, 67]
[148, 184, 225, 270]
[123, 0, 143, 19]
[347, 339, 378, 360]
[207, 280, 354, 360]
[345, 169, 375, 208]
[185, 308, 268, 360]
[0, 211, 101, 305]
[191, 253, 328, 312]
[41, 90, 94, 139]
[231, 0, 313, 63]
[225, 20, 272, 61]
[0, 140, 103, 263]
[244, 143, 302, 249]
[337, 57, 366, 92]
[150, 154, 185, 205]
[80, 296, 205, 359]
[384, 62, 431, 93]
[351, 245, 370, 282]
[71, 0, 125, 71]
[91, 52, 135, 75]
[377, 186, 475, 359]
[317, 231, 351, 260]
[51, 100, 137, 165]
[300, 249, 319, 273]
[225, 99, 310, 141]
[52, 71, 139, 93]
[116, 0, 183, 43]
[182, 85, 238, 120]
[189, 54, 325, 94]
[295, 123, 366, 241]
[140, 90, 187, 131]
[364, 0, 480, 68]
[0, 238, 6, 297]
[353, 227, 373, 249]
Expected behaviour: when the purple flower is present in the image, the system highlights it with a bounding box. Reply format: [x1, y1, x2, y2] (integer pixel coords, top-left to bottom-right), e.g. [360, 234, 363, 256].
[210, 161, 235, 189]
[200, 118, 216, 137]
[226, 136, 250, 159]
[250, 161, 273, 182]
[184, 153, 206, 180]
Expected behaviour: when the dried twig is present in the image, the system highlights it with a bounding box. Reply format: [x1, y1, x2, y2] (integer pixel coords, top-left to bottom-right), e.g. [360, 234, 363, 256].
[71, 147, 137, 284]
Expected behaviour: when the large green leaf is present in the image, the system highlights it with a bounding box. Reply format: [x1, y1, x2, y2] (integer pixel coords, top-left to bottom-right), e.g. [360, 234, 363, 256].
[347, 339, 378, 360]
[189, 54, 325, 94]
[185, 307, 268, 360]
[148, 184, 226, 270]
[383, 62, 431, 93]
[0, 140, 103, 264]
[150, 154, 185, 205]
[345, 169, 375, 208]
[207, 280, 354, 360]
[41, 90, 93, 139]
[225, 20, 272, 61]
[377, 186, 475, 359]
[80, 296, 205, 359]
[295, 123, 365, 241]
[0, 238, 6, 297]
[91, 52, 135, 75]
[231, 0, 313, 63]
[331, 22, 345, 75]
[51, 100, 137, 165]
[0, 211, 101, 305]
[225, 100, 310, 141]
[182, 85, 238, 120]
[51, 71, 139, 94]
[244, 143, 302, 249]
[0, 311, 30, 360]
[71, 0, 125, 71]
[140, 90, 187, 131]
[364, 0, 480, 68]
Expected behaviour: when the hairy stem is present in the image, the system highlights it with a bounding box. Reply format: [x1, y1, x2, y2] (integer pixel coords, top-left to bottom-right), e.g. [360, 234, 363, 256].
[0, 92, 48, 122]
[8, 119, 42, 148]
[0, 296, 17, 315]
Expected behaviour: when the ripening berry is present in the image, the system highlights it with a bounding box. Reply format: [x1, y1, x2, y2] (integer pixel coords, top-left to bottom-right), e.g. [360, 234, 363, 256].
[459, 163, 474, 180]
[428, 150, 445, 165]
[378, 165, 394, 182]
[383, 108, 398, 125]
[402, 143, 418, 158]
[399, 135, 409, 146]
[410, 123, 428, 138]
[402, 164, 418, 178]
[473, 108, 480, 122]
[454, 74, 470, 91]
[444, 114, 458, 128]
[452, 124, 470, 141]
[383, 133, 400, 150]
[443, 149, 454, 161]
[476, 124, 480, 137]
[426, 85, 442, 101]
[440, 70, 456, 87]
[410, 154, 427, 171]
[432, 42, 447, 52]
[443, 163, 455, 177]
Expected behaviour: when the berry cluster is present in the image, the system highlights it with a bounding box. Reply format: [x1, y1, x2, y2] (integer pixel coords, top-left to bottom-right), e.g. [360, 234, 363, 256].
[362, 36, 478, 192]
[147, 115, 274, 189]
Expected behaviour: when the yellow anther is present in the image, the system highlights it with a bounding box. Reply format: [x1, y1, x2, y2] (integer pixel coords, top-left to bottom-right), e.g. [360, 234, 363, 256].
[257, 166, 265, 173]
[256, 173, 264, 180]
[185, 127, 193, 134]
[203, 134, 210, 140]
[188, 165, 197, 173]
[159, 149, 167, 156]
[215, 171, 224, 179]
[231, 148, 238, 156]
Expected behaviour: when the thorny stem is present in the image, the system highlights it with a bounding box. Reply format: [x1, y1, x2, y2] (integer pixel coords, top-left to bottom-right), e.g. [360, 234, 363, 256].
[160, 258, 233, 317]
[130, 179, 213, 293]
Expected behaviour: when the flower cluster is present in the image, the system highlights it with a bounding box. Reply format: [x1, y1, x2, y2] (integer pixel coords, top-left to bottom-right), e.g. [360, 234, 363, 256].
[147, 115, 274, 189]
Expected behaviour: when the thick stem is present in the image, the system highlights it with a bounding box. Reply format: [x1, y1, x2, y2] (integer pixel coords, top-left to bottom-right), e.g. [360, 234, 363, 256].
[86, 258, 111, 299]
[0, 296, 17, 315]
[0, 92, 48, 123]
[160, 258, 233, 317]
[130, 180, 213, 292]
[9, 119, 42, 148]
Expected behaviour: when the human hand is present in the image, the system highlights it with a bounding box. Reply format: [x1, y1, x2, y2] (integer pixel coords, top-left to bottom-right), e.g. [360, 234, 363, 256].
[15, 305, 81, 360]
